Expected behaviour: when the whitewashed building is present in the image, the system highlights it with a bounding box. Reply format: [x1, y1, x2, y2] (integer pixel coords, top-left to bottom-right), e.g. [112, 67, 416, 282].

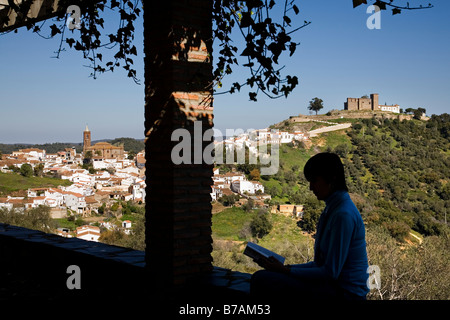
[76, 225, 101, 242]
[231, 180, 264, 195]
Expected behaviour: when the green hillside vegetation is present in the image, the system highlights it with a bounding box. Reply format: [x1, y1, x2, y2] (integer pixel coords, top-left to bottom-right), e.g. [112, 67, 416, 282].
[211, 206, 315, 274]
[257, 114, 450, 241]
[109, 137, 145, 154]
[212, 206, 257, 241]
[345, 116, 450, 239]
[0, 172, 72, 195]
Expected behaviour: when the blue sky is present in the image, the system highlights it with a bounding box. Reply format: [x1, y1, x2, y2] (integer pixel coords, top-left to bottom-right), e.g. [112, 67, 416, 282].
[0, 0, 449, 144]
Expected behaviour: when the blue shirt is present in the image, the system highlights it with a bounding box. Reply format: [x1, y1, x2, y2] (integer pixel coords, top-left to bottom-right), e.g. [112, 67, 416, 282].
[289, 190, 369, 297]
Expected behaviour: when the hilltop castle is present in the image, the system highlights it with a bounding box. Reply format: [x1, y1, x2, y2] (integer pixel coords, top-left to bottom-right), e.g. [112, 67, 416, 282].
[83, 125, 124, 159]
[344, 93, 399, 113]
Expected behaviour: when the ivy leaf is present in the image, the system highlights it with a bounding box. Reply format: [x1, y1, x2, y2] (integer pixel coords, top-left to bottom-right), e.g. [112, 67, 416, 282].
[374, 1, 387, 10]
[66, 38, 75, 48]
[111, 0, 119, 9]
[108, 34, 117, 43]
[352, 0, 368, 8]
[283, 15, 291, 26]
[287, 75, 298, 87]
[127, 69, 136, 78]
[246, 0, 264, 10]
[232, 82, 241, 92]
[50, 24, 61, 37]
[240, 12, 253, 28]
[241, 46, 253, 57]
[268, 42, 282, 61]
[292, 5, 299, 15]
[289, 42, 297, 56]
[267, 76, 276, 86]
[392, 8, 401, 15]
[74, 41, 84, 51]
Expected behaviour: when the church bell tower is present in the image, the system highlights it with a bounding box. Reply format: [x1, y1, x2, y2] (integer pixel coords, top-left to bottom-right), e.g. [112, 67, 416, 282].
[83, 124, 91, 154]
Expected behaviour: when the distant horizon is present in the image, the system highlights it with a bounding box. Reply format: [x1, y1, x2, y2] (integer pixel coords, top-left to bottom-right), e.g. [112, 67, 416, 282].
[0, 137, 146, 146]
[1, 107, 447, 145]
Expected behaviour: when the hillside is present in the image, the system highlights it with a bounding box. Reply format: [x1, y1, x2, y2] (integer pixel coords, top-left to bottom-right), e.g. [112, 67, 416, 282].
[212, 113, 450, 299]
[109, 137, 145, 154]
[0, 172, 72, 196]
[257, 114, 450, 241]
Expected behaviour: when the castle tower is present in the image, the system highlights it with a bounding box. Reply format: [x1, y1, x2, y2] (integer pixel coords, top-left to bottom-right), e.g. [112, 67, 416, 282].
[371, 93, 379, 111]
[83, 124, 91, 154]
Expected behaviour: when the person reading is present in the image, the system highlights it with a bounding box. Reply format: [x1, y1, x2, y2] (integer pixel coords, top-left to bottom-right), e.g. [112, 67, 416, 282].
[250, 152, 369, 300]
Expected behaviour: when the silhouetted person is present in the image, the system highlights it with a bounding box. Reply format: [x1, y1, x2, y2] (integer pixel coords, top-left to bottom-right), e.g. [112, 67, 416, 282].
[250, 152, 369, 301]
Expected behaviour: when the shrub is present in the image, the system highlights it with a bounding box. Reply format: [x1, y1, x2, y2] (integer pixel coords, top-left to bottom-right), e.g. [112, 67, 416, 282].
[250, 210, 272, 238]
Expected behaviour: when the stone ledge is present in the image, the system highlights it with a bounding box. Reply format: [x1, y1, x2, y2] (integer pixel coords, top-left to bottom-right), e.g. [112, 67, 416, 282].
[0, 223, 251, 300]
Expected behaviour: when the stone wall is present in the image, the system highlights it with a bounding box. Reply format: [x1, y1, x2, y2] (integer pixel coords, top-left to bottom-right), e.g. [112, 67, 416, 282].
[289, 110, 414, 123]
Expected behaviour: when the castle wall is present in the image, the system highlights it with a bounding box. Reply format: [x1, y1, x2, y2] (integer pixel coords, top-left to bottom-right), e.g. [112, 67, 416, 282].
[345, 98, 359, 111]
[358, 98, 372, 111]
[371, 93, 380, 111]
[345, 93, 381, 111]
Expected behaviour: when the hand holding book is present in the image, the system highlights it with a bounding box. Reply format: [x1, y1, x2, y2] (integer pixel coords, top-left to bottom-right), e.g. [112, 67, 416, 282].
[256, 255, 291, 274]
[244, 242, 291, 274]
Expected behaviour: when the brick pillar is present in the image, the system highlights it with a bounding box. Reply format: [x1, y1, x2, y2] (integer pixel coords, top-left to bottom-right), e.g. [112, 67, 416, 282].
[143, 0, 214, 293]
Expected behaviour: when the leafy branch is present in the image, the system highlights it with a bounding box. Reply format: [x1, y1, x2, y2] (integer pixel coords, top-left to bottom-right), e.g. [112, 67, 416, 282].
[1, 0, 142, 84]
[0, 0, 435, 100]
[213, 0, 308, 101]
[353, 0, 433, 15]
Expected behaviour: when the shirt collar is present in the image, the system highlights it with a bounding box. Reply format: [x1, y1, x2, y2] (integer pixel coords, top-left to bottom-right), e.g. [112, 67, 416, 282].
[324, 189, 348, 207]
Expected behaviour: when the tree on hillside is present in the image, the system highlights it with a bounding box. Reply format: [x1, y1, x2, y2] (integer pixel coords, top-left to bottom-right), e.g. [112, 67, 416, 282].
[250, 209, 272, 238]
[127, 150, 136, 160]
[413, 107, 426, 120]
[249, 168, 260, 181]
[308, 97, 324, 115]
[20, 163, 33, 178]
[34, 163, 45, 177]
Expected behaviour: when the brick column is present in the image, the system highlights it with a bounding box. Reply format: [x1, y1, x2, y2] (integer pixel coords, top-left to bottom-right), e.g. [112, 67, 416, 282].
[143, 0, 214, 292]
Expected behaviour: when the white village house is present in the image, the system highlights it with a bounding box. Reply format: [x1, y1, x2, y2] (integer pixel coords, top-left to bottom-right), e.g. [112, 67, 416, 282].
[230, 180, 264, 195]
[76, 225, 101, 242]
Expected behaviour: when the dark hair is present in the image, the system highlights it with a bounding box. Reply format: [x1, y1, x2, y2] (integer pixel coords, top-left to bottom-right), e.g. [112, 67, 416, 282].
[303, 152, 348, 192]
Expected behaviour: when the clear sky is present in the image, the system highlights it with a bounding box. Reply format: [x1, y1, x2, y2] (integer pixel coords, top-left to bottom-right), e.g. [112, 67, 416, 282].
[0, 0, 449, 144]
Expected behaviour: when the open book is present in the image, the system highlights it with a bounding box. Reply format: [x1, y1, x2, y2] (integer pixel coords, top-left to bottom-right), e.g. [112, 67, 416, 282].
[243, 242, 285, 265]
